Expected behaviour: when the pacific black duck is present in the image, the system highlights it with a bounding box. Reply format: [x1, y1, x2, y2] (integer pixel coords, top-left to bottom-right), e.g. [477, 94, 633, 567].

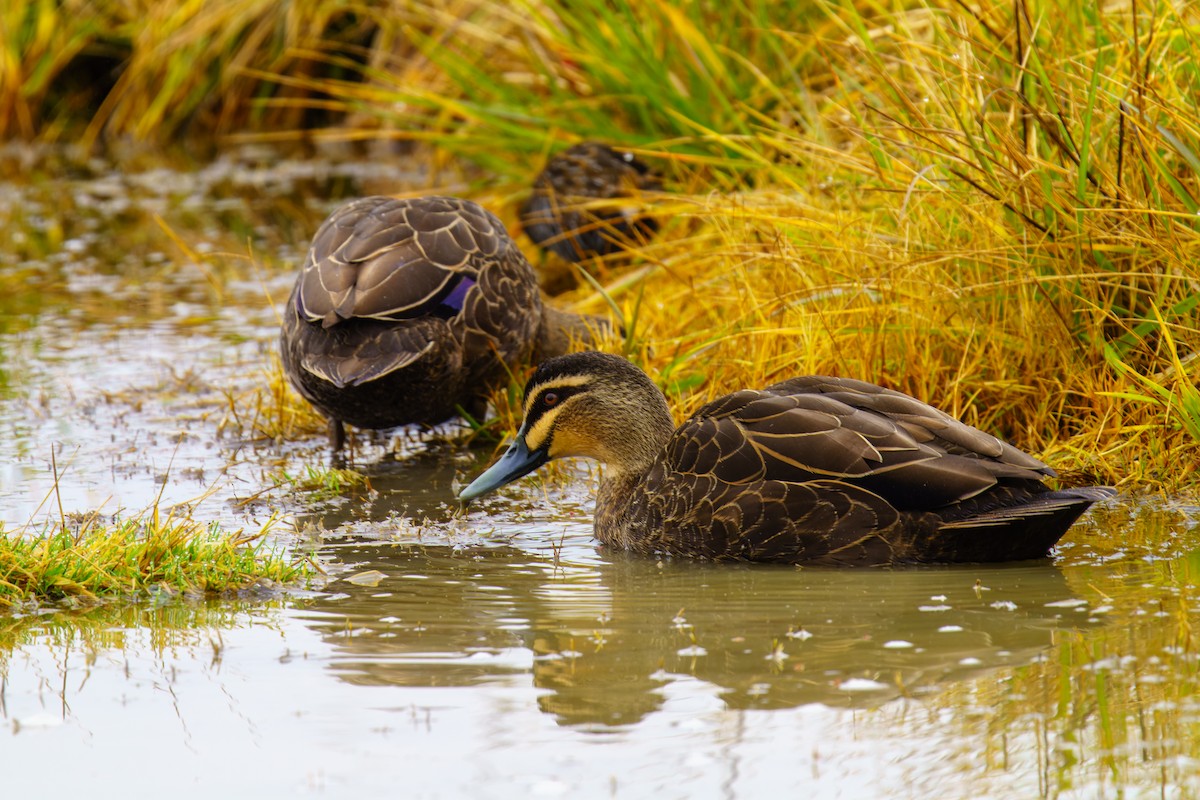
[280, 195, 607, 452]
[459, 352, 1115, 565]
[520, 142, 661, 263]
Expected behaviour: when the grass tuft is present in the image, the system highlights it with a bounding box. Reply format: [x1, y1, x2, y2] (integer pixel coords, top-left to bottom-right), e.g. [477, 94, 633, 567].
[0, 509, 310, 609]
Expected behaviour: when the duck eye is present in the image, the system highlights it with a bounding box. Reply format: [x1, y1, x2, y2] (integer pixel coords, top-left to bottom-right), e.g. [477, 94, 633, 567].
[543, 392, 559, 407]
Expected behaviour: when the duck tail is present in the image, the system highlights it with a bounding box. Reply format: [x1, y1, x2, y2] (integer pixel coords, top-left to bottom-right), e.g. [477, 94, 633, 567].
[930, 486, 1116, 563]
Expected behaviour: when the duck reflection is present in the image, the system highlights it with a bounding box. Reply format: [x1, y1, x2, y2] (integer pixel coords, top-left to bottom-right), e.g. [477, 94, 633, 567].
[296, 537, 1097, 728]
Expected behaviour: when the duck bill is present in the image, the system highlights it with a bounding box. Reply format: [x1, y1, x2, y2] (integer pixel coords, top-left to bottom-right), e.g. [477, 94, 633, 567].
[458, 430, 548, 502]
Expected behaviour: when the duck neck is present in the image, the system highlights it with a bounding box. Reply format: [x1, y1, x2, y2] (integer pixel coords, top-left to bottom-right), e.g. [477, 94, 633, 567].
[534, 305, 611, 360]
[602, 390, 674, 481]
[594, 468, 646, 551]
[592, 390, 674, 550]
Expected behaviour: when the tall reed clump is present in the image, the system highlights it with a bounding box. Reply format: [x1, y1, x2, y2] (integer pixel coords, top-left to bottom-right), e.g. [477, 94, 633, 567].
[1, 0, 383, 143]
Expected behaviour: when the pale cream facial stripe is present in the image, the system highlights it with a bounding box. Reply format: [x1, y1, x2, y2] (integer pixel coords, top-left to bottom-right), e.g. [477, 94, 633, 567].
[521, 376, 592, 452]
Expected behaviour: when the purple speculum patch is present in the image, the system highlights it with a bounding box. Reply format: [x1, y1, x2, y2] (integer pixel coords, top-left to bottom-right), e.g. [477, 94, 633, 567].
[439, 276, 476, 314]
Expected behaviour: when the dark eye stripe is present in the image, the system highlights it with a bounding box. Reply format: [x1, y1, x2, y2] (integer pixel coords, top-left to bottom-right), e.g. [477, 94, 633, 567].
[525, 385, 581, 429]
[532, 385, 579, 405]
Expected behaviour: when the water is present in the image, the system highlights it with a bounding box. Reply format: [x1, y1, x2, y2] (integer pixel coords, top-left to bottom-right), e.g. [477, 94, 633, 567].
[3, 147, 1200, 798]
[0, 550, 1110, 797]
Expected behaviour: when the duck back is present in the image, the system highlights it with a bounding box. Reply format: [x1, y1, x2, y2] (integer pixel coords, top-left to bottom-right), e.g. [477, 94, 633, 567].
[280, 196, 543, 432]
[596, 375, 1112, 564]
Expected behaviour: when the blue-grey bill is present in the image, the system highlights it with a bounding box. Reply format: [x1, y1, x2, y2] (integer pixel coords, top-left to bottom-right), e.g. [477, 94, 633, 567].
[458, 433, 548, 502]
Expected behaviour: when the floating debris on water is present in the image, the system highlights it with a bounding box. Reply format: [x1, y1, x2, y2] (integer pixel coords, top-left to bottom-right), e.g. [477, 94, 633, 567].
[344, 569, 386, 586]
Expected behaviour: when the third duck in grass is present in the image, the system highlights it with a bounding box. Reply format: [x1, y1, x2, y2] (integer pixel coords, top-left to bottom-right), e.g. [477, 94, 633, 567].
[520, 142, 662, 267]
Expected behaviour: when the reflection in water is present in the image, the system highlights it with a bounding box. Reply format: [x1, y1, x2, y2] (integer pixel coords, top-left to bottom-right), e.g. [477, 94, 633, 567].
[300, 439, 481, 529]
[0, 598, 282, 662]
[0, 597, 290, 744]
[299, 538, 1099, 727]
[2, 498, 1199, 797]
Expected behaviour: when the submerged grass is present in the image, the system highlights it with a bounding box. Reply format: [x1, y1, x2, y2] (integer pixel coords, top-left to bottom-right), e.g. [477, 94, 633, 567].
[0, 508, 310, 609]
[218, 353, 329, 444]
[271, 464, 371, 501]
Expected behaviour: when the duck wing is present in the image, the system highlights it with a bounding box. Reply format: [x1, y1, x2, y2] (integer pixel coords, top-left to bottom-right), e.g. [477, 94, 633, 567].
[636, 376, 1103, 564]
[286, 195, 542, 388]
[689, 376, 1053, 509]
[295, 196, 506, 329]
[294, 319, 440, 389]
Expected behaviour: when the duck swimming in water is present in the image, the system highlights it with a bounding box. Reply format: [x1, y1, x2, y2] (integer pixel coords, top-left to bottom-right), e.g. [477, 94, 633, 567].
[460, 352, 1114, 565]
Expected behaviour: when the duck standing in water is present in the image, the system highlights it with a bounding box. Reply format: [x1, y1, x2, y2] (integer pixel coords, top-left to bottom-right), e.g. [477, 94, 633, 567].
[520, 142, 661, 263]
[459, 352, 1114, 565]
[280, 196, 606, 452]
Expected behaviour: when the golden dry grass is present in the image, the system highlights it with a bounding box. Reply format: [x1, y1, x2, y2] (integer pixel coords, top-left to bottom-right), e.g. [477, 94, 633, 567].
[4, 0, 1198, 493]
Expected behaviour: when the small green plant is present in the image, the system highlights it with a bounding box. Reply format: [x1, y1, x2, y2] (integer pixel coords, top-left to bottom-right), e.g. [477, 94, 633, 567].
[273, 464, 371, 501]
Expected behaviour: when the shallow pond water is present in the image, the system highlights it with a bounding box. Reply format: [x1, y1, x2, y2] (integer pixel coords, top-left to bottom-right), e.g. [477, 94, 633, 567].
[3, 148, 1200, 798]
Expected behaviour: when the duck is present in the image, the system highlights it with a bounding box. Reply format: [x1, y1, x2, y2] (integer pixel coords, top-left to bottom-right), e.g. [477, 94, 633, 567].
[520, 142, 661, 263]
[280, 195, 608, 452]
[459, 352, 1115, 565]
